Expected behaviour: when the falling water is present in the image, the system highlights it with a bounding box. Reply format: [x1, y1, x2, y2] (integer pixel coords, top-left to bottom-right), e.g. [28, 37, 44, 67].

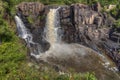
[15, 16, 31, 40]
[15, 16, 42, 56]
[45, 8, 62, 44]
[14, 5, 120, 79]
[15, 7, 62, 58]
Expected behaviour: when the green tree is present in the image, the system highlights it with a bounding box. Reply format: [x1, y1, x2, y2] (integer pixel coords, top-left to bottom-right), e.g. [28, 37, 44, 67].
[110, 1, 120, 19]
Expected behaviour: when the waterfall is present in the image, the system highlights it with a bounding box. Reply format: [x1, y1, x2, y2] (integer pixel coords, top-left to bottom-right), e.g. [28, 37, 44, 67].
[15, 16, 32, 42]
[45, 8, 62, 44]
[14, 7, 62, 58]
[15, 16, 41, 56]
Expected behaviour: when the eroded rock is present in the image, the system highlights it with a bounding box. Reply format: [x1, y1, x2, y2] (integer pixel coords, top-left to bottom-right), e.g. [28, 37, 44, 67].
[17, 2, 44, 16]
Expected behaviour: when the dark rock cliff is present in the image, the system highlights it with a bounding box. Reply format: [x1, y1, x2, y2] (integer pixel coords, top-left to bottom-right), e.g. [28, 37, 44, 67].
[17, 2, 50, 52]
[16, 2, 120, 70]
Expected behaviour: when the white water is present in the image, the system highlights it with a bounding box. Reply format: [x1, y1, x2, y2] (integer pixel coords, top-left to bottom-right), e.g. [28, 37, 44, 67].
[34, 8, 63, 59]
[15, 16, 32, 40]
[14, 8, 62, 56]
[45, 8, 62, 44]
[15, 16, 41, 55]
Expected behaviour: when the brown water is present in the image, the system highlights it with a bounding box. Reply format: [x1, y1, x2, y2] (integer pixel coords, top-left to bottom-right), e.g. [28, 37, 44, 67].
[46, 8, 61, 44]
[46, 9, 57, 43]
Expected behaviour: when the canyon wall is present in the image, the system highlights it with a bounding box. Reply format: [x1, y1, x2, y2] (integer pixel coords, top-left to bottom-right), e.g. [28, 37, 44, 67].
[16, 2, 120, 70]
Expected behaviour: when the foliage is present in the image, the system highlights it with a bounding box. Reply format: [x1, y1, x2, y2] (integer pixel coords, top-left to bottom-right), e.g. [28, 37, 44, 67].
[27, 16, 34, 24]
[110, 2, 120, 20]
[55, 72, 97, 80]
[98, 0, 117, 6]
[113, 19, 120, 28]
[0, 42, 26, 78]
[63, 0, 81, 5]
[0, 21, 13, 42]
[1, 0, 119, 18]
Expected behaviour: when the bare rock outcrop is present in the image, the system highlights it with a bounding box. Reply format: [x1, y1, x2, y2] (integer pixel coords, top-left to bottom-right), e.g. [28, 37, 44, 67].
[17, 2, 44, 16]
[59, 3, 111, 45]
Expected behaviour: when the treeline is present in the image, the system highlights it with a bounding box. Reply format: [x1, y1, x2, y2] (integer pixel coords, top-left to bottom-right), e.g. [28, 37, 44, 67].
[1, 0, 119, 17]
[2, 0, 119, 6]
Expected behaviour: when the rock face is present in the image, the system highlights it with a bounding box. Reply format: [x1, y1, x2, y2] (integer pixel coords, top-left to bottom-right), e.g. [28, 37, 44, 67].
[17, 2, 49, 52]
[17, 2, 44, 16]
[59, 4, 110, 49]
[16, 2, 120, 71]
